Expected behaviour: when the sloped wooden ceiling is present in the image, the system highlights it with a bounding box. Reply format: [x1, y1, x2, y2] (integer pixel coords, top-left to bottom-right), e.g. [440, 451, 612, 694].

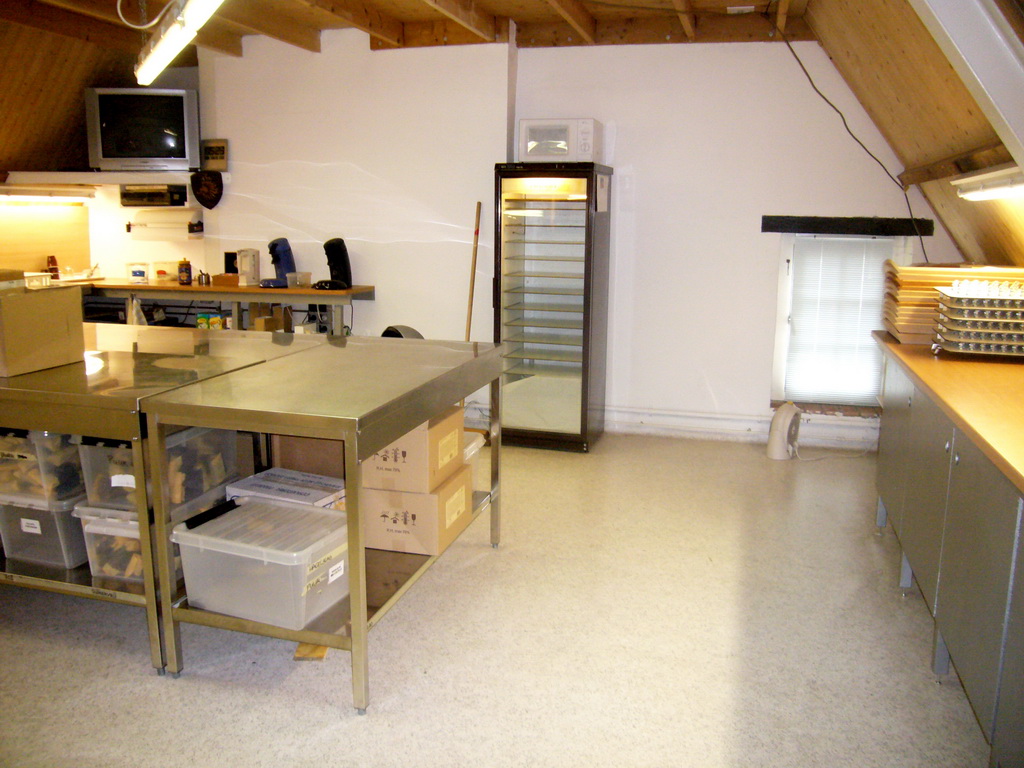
[2, 0, 1023, 268]
[806, 0, 1024, 266]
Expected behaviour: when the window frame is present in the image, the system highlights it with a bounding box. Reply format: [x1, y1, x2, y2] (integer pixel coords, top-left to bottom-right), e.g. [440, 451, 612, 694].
[771, 233, 912, 405]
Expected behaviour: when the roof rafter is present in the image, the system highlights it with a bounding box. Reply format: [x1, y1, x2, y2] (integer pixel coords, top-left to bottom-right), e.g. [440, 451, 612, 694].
[418, 0, 496, 42]
[1, 0, 143, 52]
[217, 1, 323, 52]
[291, 0, 404, 47]
[670, 0, 696, 41]
[543, 0, 596, 44]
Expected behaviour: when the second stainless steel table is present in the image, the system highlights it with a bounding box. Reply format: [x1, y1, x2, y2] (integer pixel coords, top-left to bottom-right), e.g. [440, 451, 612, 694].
[143, 334, 505, 711]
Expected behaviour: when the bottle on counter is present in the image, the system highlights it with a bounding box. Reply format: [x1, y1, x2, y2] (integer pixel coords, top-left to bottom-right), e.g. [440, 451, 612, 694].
[178, 258, 192, 285]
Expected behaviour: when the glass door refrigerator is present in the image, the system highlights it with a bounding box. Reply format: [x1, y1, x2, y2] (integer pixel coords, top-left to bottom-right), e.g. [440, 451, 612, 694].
[493, 162, 612, 452]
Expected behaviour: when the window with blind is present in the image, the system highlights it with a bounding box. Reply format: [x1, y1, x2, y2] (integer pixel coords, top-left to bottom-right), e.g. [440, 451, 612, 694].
[772, 234, 909, 406]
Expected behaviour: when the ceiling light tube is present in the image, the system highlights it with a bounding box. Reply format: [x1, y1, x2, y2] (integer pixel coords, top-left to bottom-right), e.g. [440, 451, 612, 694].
[949, 162, 1024, 201]
[135, 0, 226, 86]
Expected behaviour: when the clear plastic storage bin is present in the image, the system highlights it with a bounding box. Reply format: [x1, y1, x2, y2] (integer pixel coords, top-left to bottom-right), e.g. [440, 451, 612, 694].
[77, 428, 238, 511]
[0, 493, 87, 568]
[171, 497, 349, 630]
[73, 484, 228, 583]
[0, 430, 84, 502]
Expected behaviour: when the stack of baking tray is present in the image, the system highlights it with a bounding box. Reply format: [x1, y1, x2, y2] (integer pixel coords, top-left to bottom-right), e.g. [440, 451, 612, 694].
[934, 281, 1024, 358]
[883, 261, 1024, 344]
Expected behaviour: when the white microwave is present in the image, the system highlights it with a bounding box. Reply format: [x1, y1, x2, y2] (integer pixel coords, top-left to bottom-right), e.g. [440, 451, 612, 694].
[517, 118, 603, 163]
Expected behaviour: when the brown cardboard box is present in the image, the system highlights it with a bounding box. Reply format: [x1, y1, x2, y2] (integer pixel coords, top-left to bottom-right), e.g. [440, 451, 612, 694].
[361, 405, 464, 492]
[0, 270, 26, 293]
[362, 463, 473, 556]
[0, 285, 84, 377]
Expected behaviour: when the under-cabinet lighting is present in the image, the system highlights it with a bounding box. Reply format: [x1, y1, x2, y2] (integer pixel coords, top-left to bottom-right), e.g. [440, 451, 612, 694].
[504, 209, 544, 217]
[0, 186, 95, 204]
[949, 163, 1024, 201]
[135, 0, 225, 86]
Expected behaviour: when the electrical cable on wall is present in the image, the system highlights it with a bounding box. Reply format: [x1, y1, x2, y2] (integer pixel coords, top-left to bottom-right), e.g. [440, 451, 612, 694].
[760, 5, 931, 262]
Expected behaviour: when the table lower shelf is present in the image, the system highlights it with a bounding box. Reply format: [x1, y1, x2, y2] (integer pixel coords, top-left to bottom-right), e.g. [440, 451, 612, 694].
[0, 556, 148, 606]
[167, 494, 492, 651]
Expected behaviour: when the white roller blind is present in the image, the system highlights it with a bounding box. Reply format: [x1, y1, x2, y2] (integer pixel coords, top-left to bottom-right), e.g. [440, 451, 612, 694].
[783, 236, 892, 406]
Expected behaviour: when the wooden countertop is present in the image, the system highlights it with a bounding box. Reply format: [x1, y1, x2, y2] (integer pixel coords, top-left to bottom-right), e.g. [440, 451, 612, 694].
[83, 279, 375, 301]
[875, 331, 1024, 495]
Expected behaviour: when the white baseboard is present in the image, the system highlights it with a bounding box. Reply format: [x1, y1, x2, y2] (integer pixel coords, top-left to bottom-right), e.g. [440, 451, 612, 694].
[466, 402, 880, 451]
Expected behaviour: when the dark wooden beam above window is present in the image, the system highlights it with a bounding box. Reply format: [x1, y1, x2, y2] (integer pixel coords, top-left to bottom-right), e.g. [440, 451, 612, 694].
[761, 215, 934, 237]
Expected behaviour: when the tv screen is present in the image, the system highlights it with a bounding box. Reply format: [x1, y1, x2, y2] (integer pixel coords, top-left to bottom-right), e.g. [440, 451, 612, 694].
[85, 88, 200, 172]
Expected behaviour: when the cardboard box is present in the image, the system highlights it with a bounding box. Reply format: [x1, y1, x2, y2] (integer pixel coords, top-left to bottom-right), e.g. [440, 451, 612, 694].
[0, 269, 26, 293]
[362, 463, 473, 556]
[362, 406, 464, 493]
[227, 467, 346, 509]
[0, 285, 84, 377]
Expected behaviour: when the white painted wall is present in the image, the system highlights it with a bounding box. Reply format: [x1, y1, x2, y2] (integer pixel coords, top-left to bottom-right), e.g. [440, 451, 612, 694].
[71, 33, 966, 445]
[514, 42, 960, 443]
[196, 30, 509, 341]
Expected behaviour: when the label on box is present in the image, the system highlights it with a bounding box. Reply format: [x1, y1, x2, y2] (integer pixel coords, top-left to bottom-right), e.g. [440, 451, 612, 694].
[20, 518, 41, 535]
[111, 473, 136, 489]
[445, 487, 466, 529]
[308, 543, 347, 574]
[328, 560, 345, 584]
[438, 429, 459, 468]
[303, 572, 327, 596]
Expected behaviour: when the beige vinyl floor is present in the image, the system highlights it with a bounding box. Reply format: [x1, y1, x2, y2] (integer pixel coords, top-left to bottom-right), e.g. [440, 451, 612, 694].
[0, 434, 991, 767]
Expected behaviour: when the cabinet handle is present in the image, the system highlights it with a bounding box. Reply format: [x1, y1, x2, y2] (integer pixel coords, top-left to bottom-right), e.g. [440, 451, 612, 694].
[944, 440, 951, 453]
[954, 453, 960, 466]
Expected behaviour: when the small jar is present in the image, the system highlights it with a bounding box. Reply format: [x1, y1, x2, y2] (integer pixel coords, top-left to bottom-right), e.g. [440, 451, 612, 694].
[178, 259, 192, 285]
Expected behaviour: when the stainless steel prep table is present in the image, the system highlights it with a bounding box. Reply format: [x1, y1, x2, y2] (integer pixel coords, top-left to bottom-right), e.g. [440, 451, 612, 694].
[143, 334, 505, 711]
[0, 323, 323, 671]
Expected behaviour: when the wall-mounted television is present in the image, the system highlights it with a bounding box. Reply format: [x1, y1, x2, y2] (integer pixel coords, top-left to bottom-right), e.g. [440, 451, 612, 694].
[85, 88, 200, 172]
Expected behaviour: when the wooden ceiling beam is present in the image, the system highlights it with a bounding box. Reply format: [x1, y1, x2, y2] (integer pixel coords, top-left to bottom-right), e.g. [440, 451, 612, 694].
[899, 141, 1014, 188]
[670, 0, 696, 41]
[0, 0, 143, 52]
[292, 0, 404, 47]
[543, 0, 596, 45]
[195, 19, 245, 56]
[775, 0, 791, 34]
[216, 1, 322, 52]
[419, 0, 496, 42]
[34, 0, 173, 26]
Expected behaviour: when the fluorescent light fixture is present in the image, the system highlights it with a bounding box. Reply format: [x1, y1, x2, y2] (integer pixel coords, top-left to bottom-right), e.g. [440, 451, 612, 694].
[0, 186, 95, 204]
[949, 162, 1024, 201]
[135, 0, 225, 86]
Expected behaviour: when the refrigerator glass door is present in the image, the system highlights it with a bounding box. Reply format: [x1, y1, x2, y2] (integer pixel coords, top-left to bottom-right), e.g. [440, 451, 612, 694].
[499, 176, 587, 435]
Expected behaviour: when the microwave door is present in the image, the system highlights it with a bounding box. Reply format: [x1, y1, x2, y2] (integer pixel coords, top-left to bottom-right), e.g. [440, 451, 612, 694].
[527, 126, 570, 158]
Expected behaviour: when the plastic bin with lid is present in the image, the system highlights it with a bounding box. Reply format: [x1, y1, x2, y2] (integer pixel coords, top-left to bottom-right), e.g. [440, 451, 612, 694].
[71, 484, 227, 582]
[171, 497, 349, 631]
[76, 427, 238, 511]
[0, 429, 84, 502]
[0, 492, 87, 568]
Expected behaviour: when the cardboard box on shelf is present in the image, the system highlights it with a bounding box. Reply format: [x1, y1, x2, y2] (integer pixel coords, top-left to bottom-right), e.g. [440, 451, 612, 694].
[0, 270, 26, 292]
[362, 463, 473, 556]
[361, 406, 464, 493]
[0, 285, 84, 377]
